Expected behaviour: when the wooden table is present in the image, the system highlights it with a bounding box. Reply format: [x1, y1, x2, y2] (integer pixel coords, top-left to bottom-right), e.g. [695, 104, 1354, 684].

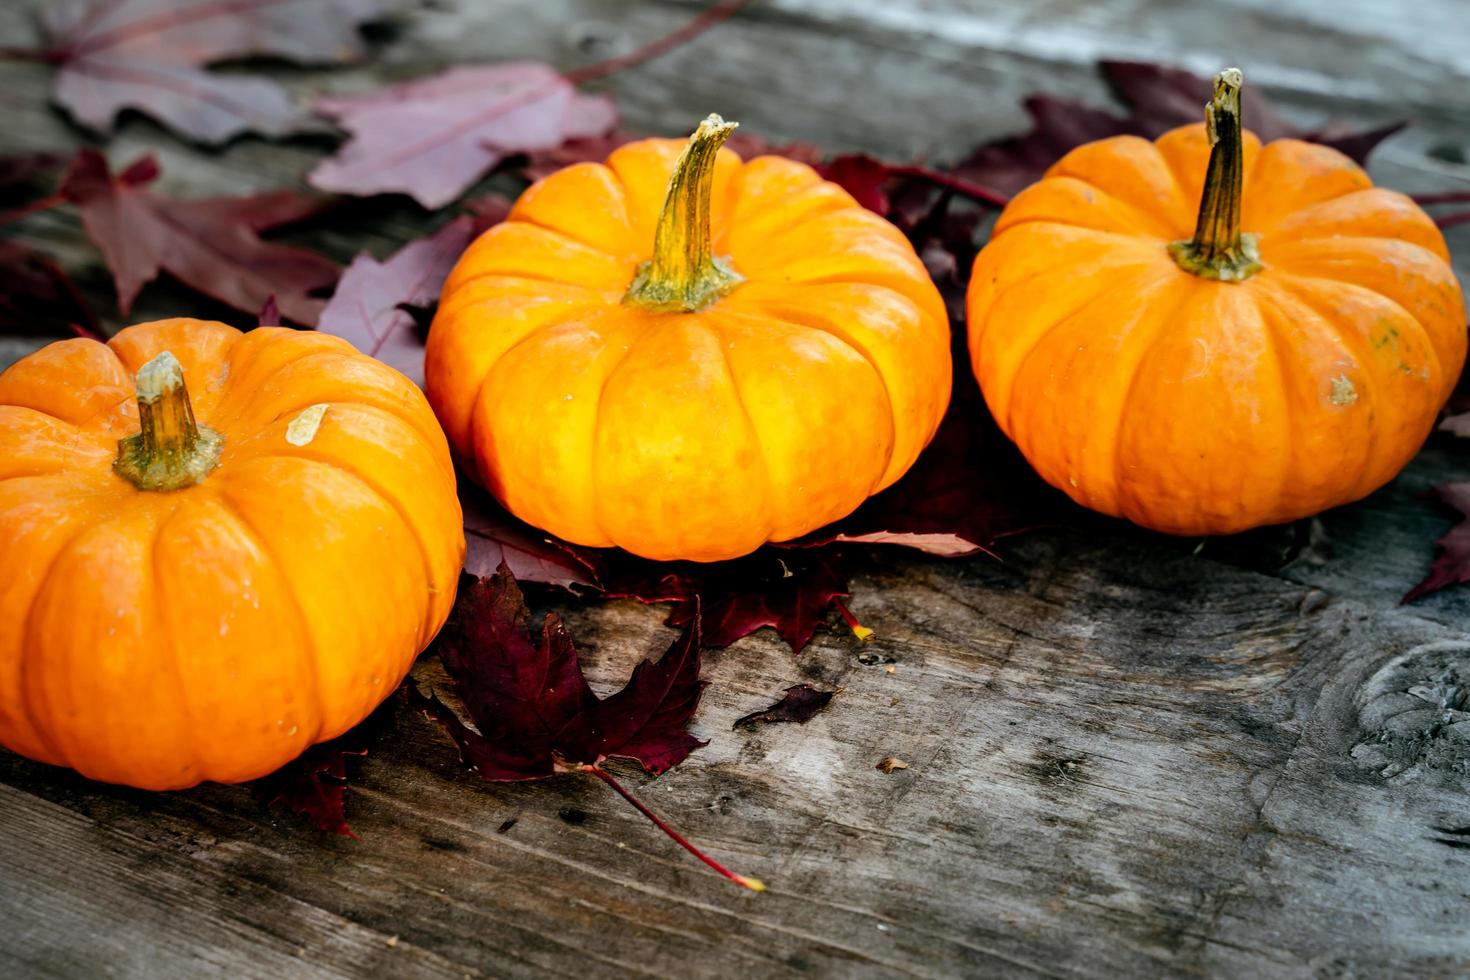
[2, 1, 1468, 976]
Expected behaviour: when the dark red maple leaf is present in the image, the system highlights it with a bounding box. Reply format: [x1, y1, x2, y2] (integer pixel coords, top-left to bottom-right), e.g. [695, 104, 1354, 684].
[0, 241, 103, 339]
[955, 60, 1405, 196]
[309, 64, 618, 209]
[315, 194, 510, 385]
[604, 549, 865, 653]
[37, 0, 399, 144]
[250, 701, 394, 838]
[460, 485, 602, 591]
[733, 685, 837, 729]
[1404, 483, 1470, 603]
[412, 564, 763, 890]
[57, 149, 339, 324]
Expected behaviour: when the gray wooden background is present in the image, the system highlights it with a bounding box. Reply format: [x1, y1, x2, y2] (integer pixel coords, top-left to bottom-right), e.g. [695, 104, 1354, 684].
[2, 1, 1469, 977]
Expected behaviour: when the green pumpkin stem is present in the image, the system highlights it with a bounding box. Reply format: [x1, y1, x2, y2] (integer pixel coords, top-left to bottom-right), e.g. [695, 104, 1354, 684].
[623, 113, 745, 313]
[114, 351, 223, 492]
[1169, 68, 1263, 282]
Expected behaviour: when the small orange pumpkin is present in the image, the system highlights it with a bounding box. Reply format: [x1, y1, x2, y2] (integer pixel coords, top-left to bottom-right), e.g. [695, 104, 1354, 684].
[0, 319, 463, 790]
[427, 115, 952, 562]
[968, 69, 1467, 534]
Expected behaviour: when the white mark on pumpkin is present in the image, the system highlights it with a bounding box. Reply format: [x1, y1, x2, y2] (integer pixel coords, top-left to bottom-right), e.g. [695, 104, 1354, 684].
[1329, 375, 1358, 406]
[286, 403, 330, 446]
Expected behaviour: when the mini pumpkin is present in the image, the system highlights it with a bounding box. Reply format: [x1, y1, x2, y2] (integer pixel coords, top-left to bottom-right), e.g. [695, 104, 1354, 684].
[0, 319, 463, 790]
[968, 69, 1466, 534]
[427, 115, 951, 562]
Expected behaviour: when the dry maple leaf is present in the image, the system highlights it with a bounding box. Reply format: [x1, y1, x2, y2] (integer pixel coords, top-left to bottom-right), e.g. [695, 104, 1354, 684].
[315, 194, 510, 385]
[57, 149, 339, 324]
[411, 564, 763, 890]
[308, 63, 618, 208]
[38, 0, 402, 144]
[603, 549, 865, 654]
[0, 241, 102, 339]
[955, 60, 1405, 196]
[460, 486, 602, 592]
[250, 700, 394, 838]
[1404, 483, 1470, 604]
[733, 685, 838, 729]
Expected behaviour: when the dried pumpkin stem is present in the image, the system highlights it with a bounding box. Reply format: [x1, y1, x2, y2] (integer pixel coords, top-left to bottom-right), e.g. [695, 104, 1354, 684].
[114, 351, 223, 491]
[623, 114, 745, 313]
[1169, 68, 1263, 282]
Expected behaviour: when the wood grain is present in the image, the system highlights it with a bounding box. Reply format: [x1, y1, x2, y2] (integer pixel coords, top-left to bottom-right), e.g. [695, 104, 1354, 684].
[1, 0, 1468, 977]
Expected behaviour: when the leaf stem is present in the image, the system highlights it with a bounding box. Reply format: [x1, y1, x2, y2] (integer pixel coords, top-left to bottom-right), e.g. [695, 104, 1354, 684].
[0, 47, 56, 63]
[0, 193, 65, 227]
[1168, 68, 1263, 282]
[589, 765, 765, 892]
[887, 165, 1011, 208]
[566, 0, 754, 85]
[834, 599, 874, 641]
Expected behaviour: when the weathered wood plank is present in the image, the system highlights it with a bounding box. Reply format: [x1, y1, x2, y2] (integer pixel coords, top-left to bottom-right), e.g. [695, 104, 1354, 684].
[0, 785, 469, 979]
[2, 0, 1470, 977]
[1, 535, 1467, 977]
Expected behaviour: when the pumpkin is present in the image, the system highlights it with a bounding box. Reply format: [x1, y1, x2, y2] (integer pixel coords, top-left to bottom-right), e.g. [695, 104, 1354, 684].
[0, 319, 463, 790]
[968, 69, 1467, 535]
[426, 115, 951, 562]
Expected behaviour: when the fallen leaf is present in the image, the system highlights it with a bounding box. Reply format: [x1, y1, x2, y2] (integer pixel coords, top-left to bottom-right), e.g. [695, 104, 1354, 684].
[1440, 413, 1470, 439]
[604, 549, 854, 654]
[876, 756, 909, 774]
[414, 564, 704, 779]
[410, 564, 762, 890]
[0, 151, 64, 193]
[315, 195, 510, 384]
[818, 154, 893, 214]
[250, 700, 393, 837]
[1404, 483, 1470, 603]
[309, 63, 618, 208]
[733, 685, 838, 729]
[955, 60, 1404, 196]
[58, 149, 339, 324]
[257, 294, 281, 328]
[461, 485, 602, 591]
[0, 241, 102, 339]
[40, 0, 400, 144]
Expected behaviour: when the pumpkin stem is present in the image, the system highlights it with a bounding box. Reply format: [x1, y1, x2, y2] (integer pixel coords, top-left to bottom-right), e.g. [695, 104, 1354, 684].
[114, 351, 223, 492]
[623, 113, 744, 313]
[1169, 68, 1263, 282]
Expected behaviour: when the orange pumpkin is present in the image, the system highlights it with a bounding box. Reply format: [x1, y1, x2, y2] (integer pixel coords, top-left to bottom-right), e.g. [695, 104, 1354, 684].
[968, 69, 1467, 534]
[0, 319, 463, 790]
[427, 115, 951, 562]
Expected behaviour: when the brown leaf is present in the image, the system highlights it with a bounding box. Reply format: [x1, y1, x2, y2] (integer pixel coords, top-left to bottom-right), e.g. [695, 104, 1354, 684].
[58, 149, 339, 324]
[41, 0, 401, 144]
[876, 756, 909, 774]
[733, 685, 838, 729]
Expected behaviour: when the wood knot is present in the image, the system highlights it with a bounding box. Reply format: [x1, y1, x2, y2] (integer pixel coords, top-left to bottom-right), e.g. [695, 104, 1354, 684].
[1351, 640, 1470, 784]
